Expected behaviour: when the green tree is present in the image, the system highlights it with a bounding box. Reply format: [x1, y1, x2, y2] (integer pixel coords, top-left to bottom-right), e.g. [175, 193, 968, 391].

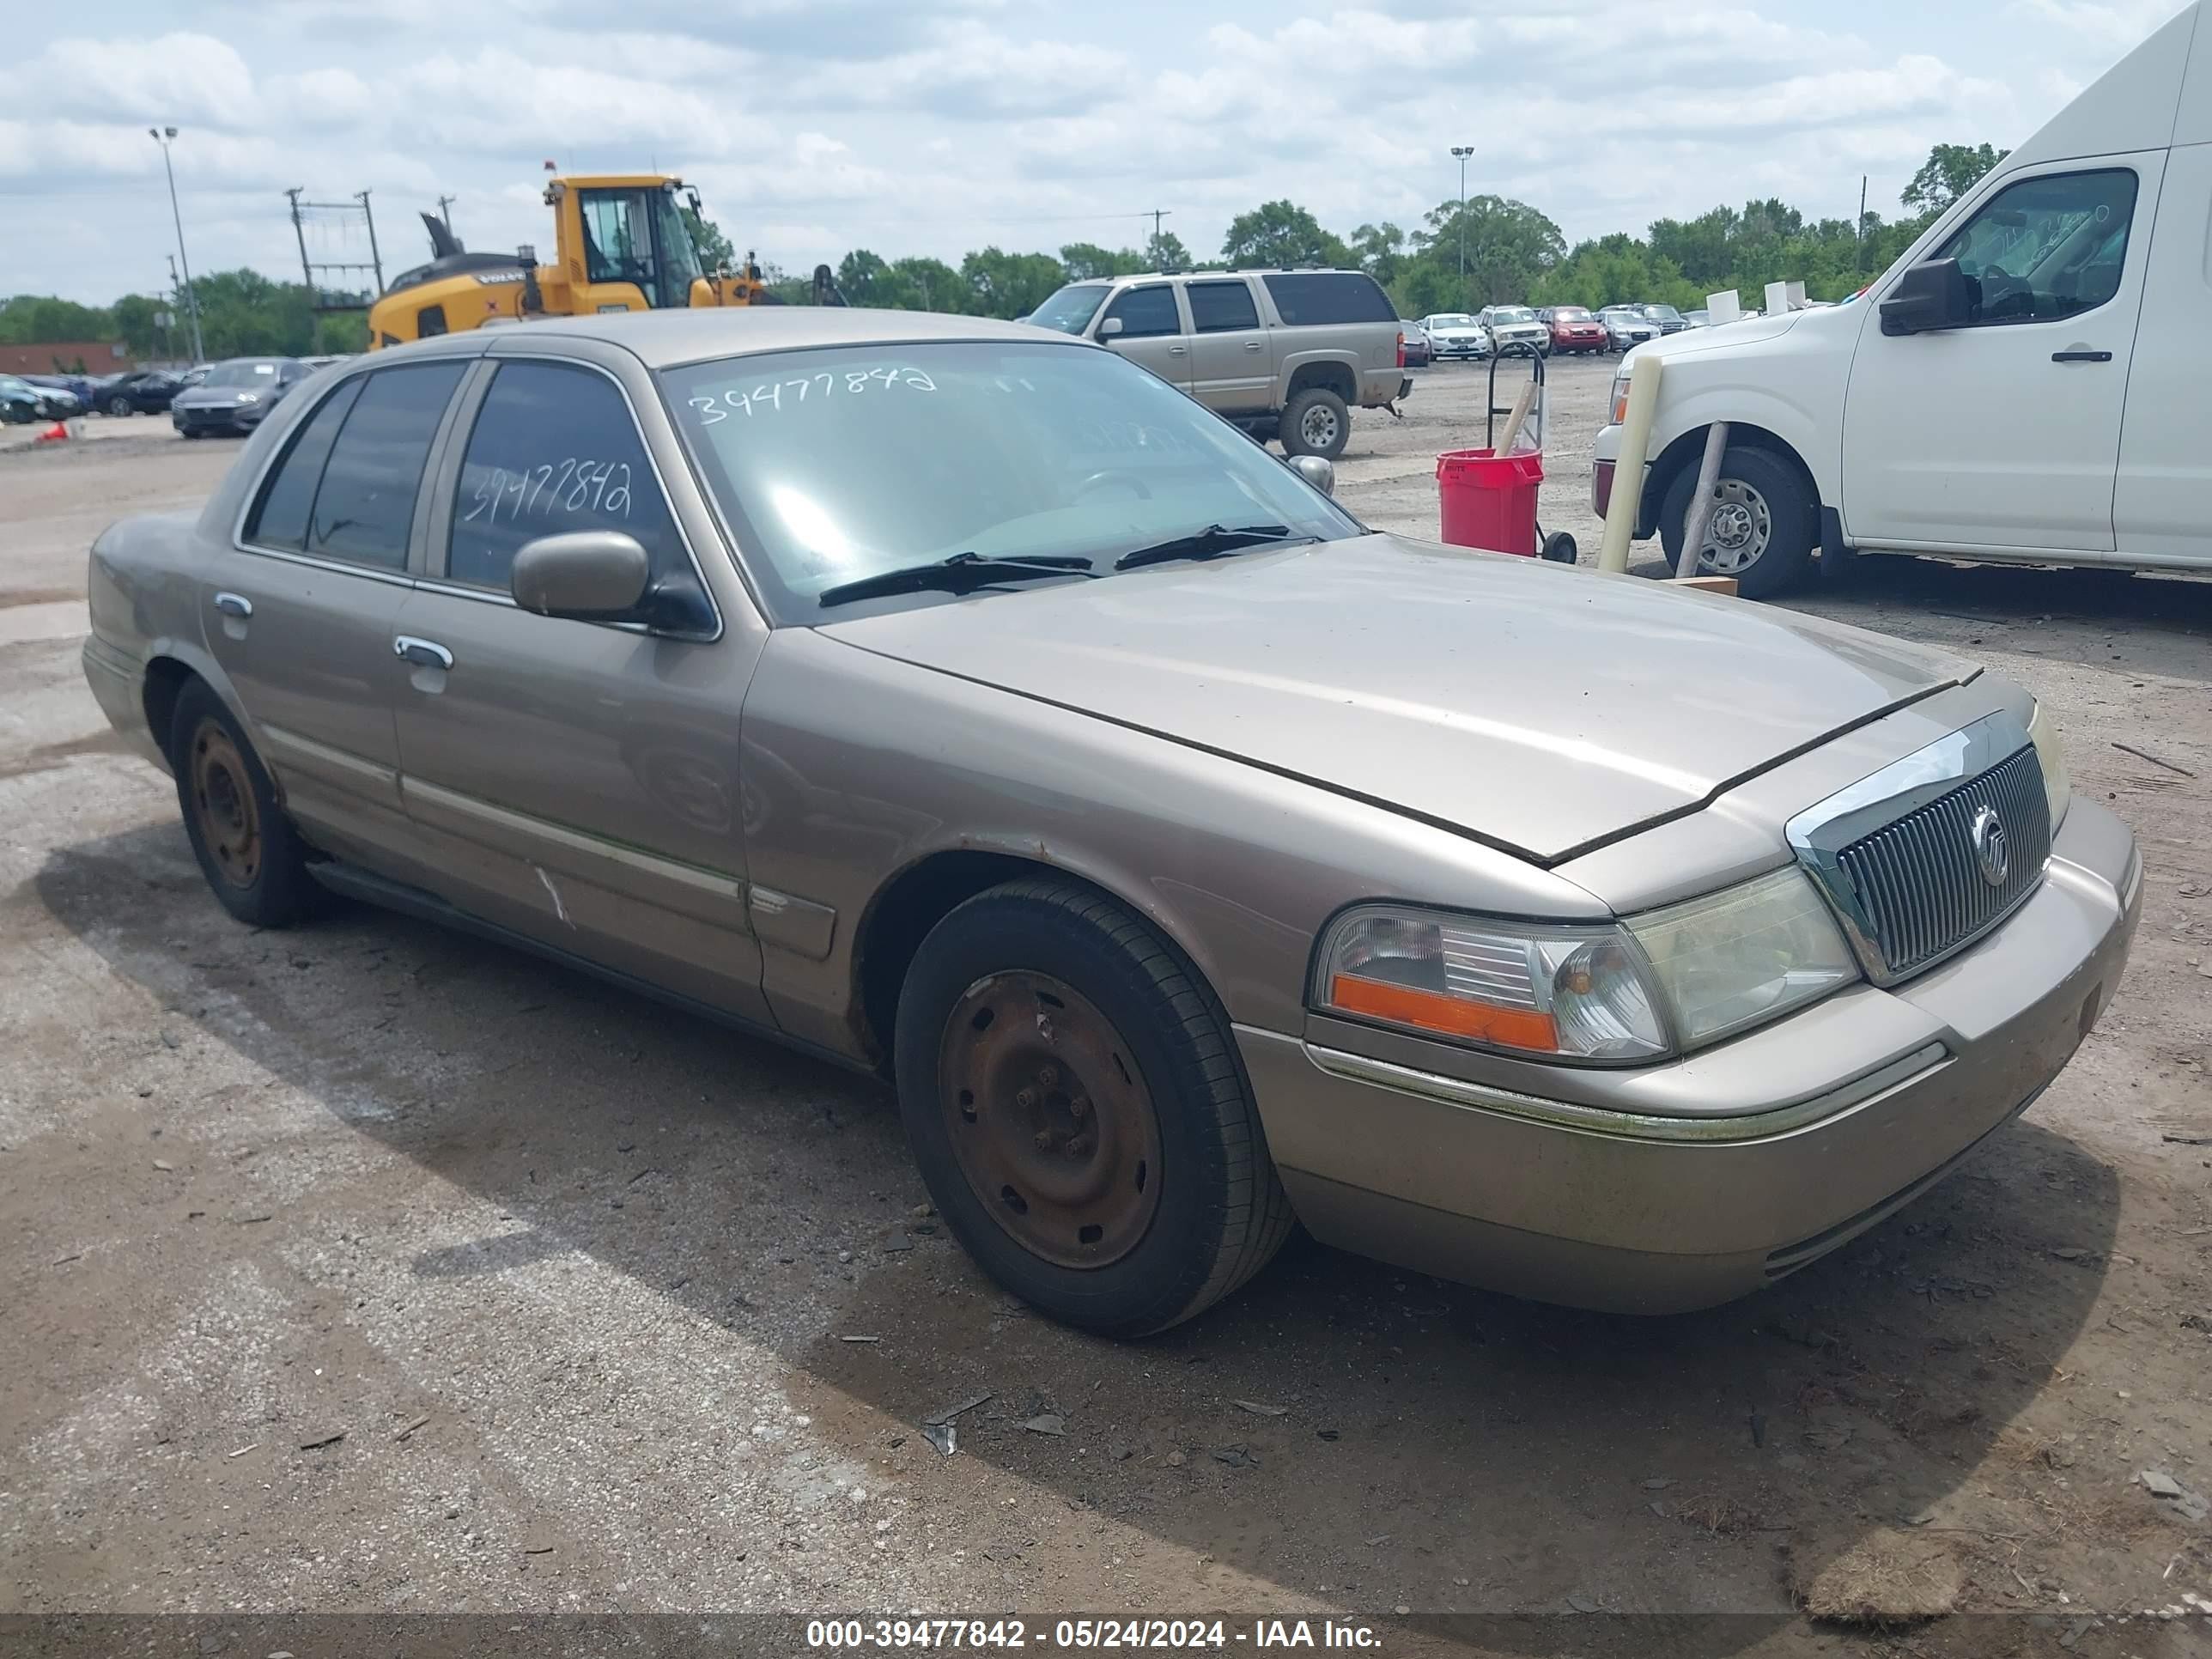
[1143, 228, 1193, 271]
[1220, 200, 1351, 270]
[678, 204, 738, 273]
[1406, 195, 1565, 308]
[1349, 222, 1407, 289]
[1059, 241, 1145, 281]
[1903, 143, 2009, 216]
[959, 246, 1065, 318]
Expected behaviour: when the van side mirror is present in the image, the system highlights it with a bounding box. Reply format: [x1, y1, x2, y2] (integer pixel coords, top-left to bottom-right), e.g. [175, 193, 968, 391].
[512, 531, 651, 620]
[1881, 258, 1972, 336]
[1099, 316, 1125, 338]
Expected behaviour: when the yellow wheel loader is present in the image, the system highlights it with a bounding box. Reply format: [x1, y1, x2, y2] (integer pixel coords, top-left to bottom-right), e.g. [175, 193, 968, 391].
[368, 173, 842, 349]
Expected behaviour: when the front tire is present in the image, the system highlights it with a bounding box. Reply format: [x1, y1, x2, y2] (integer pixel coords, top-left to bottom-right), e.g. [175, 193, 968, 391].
[168, 679, 325, 927]
[1279, 386, 1350, 460]
[892, 878, 1293, 1336]
[107, 395, 133, 417]
[1658, 445, 1816, 599]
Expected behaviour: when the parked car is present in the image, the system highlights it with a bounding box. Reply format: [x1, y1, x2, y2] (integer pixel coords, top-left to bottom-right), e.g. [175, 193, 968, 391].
[1415, 313, 1492, 361]
[21, 371, 106, 409]
[1595, 1, 2207, 594]
[1478, 305, 1549, 356]
[1399, 320, 1433, 368]
[1681, 309, 1712, 329]
[1597, 305, 1659, 350]
[1027, 267, 1411, 459]
[0, 374, 81, 421]
[1638, 304, 1692, 335]
[169, 357, 310, 438]
[80, 307, 2138, 1334]
[1537, 306, 1609, 355]
[97, 368, 182, 416]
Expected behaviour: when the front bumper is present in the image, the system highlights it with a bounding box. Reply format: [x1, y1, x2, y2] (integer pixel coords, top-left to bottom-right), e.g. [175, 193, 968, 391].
[173, 403, 262, 434]
[1238, 799, 2141, 1313]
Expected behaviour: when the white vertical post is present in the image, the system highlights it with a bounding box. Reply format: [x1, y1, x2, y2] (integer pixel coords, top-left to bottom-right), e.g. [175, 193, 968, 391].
[1597, 355, 1664, 574]
[1674, 422, 1731, 581]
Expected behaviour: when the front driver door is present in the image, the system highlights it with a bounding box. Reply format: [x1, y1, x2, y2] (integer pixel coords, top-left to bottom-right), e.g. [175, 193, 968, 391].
[386, 350, 773, 1026]
[1097, 283, 1193, 389]
[1842, 159, 2158, 554]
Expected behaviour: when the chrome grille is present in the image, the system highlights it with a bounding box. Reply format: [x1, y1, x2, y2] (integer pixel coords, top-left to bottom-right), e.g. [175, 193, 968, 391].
[1831, 744, 2049, 983]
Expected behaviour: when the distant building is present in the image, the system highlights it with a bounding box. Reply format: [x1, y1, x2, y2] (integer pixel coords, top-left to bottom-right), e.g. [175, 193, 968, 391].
[0, 341, 135, 376]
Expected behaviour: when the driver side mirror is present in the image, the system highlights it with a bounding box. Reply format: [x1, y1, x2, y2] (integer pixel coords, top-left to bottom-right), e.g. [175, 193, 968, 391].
[1098, 316, 1125, 338]
[512, 530, 651, 620]
[1288, 454, 1335, 496]
[1880, 258, 1971, 336]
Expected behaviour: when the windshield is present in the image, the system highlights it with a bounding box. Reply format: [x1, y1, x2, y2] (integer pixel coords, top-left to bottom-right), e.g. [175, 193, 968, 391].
[202, 361, 283, 388]
[1489, 307, 1535, 323]
[1644, 305, 1681, 320]
[663, 341, 1362, 620]
[1552, 307, 1593, 321]
[1028, 284, 1110, 335]
[1425, 313, 1475, 328]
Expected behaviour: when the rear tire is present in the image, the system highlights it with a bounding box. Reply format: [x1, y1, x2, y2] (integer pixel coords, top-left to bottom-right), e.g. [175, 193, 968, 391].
[892, 878, 1294, 1336]
[1659, 445, 1816, 599]
[168, 679, 325, 928]
[107, 395, 132, 417]
[1279, 387, 1350, 460]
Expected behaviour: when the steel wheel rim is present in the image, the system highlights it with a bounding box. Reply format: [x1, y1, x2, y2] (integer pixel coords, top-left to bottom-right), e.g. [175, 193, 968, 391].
[936, 969, 1163, 1269]
[188, 720, 261, 889]
[1300, 403, 1340, 451]
[1698, 479, 1773, 574]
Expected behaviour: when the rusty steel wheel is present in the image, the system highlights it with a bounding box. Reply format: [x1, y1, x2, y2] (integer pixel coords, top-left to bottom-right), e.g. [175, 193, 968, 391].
[187, 718, 263, 890]
[937, 970, 1164, 1269]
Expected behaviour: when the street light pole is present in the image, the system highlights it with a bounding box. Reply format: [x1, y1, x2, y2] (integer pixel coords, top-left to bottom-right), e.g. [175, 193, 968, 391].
[1450, 145, 1474, 299]
[149, 127, 206, 362]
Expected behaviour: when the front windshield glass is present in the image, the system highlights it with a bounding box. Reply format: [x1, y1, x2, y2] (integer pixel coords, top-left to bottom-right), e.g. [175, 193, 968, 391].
[1644, 305, 1682, 320]
[1426, 313, 1475, 327]
[1490, 307, 1535, 323]
[1553, 307, 1593, 321]
[1028, 284, 1109, 335]
[203, 362, 282, 388]
[662, 341, 1363, 620]
[653, 190, 705, 295]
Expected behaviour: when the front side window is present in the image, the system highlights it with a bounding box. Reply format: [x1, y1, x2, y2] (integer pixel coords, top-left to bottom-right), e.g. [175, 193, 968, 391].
[1102, 285, 1182, 339]
[662, 341, 1361, 620]
[304, 362, 467, 570]
[246, 378, 365, 552]
[1186, 280, 1260, 333]
[1935, 167, 2138, 325]
[447, 361, 677, 592]
[579, 187, 694, 309]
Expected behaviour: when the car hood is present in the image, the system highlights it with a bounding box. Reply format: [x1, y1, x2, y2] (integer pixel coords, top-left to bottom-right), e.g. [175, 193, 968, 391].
[1636, 310, 1803, 358]
[173, 386, 259, 408]
[818, 534, 1975, 862]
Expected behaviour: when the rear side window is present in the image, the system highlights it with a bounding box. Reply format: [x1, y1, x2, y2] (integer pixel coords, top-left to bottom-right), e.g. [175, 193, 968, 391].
[1102, 284, 1182, 339]
[1261, 272, 1397, 326]
[1186, 281, 1260, 333]
[246, 379, 365, 552]
[446, 361, 677, 591]
[306, 362, 467, 570]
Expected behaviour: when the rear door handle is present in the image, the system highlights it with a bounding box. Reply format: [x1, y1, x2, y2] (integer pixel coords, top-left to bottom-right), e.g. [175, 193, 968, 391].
[1167, 345, 1188, 356]
[2051, 349, 2112, 362]
[393, 635, 453, 671]
[1243, 341, 1264, 352]
[212, 592, 252, 618]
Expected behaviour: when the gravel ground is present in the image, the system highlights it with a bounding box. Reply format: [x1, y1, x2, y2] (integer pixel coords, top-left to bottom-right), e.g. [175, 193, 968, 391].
[1, 363, 2208, 1648]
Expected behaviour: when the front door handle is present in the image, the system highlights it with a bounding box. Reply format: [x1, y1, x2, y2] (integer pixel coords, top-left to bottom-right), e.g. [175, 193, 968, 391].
[393, 635, 453, 671]
[212, 592, 252, 618]
[1167, 345, 1188, 356]
[1243, 341, 1264, 352]
[2051, 349, 2112, 362]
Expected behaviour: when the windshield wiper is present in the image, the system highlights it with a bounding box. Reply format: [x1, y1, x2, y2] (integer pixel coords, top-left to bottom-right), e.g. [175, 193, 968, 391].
[816, 551, 1097, 610]
[1112, 524, 1300, 572]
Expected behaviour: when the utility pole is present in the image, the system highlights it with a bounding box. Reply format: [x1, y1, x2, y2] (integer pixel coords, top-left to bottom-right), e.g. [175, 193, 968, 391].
[286, 187, 313, 294]
[356, 190, 385, 295]
[149, 126, 206, 362]
[1450, 145, 1474, 298]
[1856, 174, 1869, 269]
[436, 194, 457, 237]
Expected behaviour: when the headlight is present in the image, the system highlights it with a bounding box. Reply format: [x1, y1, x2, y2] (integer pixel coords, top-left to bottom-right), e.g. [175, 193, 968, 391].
[1314, 905, 1667, 1061]
[1626, 867, 1858, 1047]
[2028, 701, 2070, 831]
[237, 392, 260, 404]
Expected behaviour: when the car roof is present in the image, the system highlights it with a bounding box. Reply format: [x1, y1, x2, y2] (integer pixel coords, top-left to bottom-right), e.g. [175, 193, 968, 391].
[432, 306, 1088, 368]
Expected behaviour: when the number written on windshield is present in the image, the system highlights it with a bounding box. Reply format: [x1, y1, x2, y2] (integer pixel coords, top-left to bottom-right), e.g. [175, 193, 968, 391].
[685, 366, 937, 425]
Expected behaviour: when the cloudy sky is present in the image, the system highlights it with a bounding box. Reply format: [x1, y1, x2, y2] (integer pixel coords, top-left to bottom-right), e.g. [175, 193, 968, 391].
[1, 0, 2181, 305]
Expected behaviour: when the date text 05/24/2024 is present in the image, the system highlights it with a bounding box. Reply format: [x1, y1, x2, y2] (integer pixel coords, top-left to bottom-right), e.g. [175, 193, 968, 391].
[805, 1618, 1384, 1649]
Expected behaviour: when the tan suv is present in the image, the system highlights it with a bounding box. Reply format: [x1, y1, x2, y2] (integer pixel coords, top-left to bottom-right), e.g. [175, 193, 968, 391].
[1029, 269, 1412, 459]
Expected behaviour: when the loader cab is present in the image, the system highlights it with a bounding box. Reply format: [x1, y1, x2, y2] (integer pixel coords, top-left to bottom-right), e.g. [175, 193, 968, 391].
[548, 176, 705, 313]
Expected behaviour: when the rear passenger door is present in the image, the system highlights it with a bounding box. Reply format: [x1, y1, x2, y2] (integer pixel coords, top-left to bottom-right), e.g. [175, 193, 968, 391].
[1096, 283, 1193, 389]
[386, 352, 773, 1025]
[1182, 278, 1272, 412]
[199, 361, 469, 867]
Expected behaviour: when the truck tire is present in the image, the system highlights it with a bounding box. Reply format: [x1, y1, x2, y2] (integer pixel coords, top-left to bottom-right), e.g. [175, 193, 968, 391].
[1279, 387, 1350, 460]
[1659, 446, 1816, 599]
[892, 877, 1295, 1337]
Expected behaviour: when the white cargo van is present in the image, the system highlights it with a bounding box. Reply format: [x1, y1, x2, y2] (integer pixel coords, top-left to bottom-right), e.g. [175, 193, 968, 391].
[1593, 0, 2211, 596]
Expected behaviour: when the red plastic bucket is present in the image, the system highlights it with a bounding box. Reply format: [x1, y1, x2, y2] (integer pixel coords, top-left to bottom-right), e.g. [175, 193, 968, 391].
[1437, 447, 1543, 556]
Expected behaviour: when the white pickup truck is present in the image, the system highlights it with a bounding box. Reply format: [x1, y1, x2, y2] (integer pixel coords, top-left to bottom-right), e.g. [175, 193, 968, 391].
[1595, 0, 2211, 597]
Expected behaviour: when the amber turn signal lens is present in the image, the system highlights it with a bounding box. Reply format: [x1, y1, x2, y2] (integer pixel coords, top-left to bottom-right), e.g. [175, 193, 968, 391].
[1328, 975, 1562, 1053]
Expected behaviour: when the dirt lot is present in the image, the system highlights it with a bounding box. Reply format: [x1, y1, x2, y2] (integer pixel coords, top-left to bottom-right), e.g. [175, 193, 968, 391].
[2, 362, 2208, 1650]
